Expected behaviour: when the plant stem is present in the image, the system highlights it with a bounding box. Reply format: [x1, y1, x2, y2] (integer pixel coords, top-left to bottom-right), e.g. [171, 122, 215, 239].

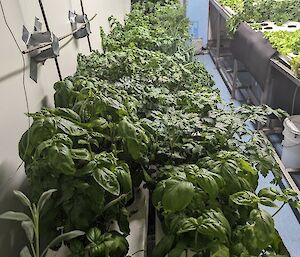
[88, 143, 93, 157]
[102, 194, 128, 212]
[105, 245, 109, 257]
[29, 205, 38, 257]
[272, 203, 286, 217]
[33, 206, 40, 257]
[30, 243, 37, 257]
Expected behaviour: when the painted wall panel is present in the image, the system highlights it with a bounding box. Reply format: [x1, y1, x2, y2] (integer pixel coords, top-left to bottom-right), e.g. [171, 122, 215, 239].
[82, 0, 131, 50]
[42, 0, 90, 78]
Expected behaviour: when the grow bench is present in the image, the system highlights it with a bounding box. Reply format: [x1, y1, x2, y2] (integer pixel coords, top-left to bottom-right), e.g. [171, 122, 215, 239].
[208, 0, 300, 114]
[208, 0, 300, 198]
[205, 3, 300, 253]
[45, 185, 149, 257]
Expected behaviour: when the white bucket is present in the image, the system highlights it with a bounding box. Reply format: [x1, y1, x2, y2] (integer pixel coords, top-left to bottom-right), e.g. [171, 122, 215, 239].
[281, 116, 300, 169]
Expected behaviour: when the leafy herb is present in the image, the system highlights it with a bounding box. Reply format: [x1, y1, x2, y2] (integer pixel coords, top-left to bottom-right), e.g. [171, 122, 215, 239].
[17, 1, 297, 257]
[0, 190, 84, 257]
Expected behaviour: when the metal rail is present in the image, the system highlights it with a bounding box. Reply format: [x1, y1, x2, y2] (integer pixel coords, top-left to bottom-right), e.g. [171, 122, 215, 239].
[271, 58, 300, 87]
[259, 131, 300, 198]
[209, 0, 233, 20]
[209, 0, 299, 81]
[208, 0, 300, 197]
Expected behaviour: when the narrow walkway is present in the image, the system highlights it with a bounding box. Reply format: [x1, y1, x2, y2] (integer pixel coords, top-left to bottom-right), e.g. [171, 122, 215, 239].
[197, 54, 300, 257]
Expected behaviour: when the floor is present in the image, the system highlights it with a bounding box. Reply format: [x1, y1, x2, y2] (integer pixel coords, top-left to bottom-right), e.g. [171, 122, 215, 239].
[197, 54, 300, 257]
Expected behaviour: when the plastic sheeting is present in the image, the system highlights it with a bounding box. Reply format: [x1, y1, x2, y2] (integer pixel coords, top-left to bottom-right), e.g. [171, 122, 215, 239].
[230, 22, 277, 88]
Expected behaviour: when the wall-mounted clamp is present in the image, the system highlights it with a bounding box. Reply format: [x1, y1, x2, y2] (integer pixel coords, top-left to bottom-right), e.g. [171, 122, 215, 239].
[22, 17, 59, 82]
[69, 11, 91, 39]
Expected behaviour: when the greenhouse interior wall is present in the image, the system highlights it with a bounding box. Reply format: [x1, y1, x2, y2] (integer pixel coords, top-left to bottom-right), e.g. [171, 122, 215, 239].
[0, 1, 130, 256]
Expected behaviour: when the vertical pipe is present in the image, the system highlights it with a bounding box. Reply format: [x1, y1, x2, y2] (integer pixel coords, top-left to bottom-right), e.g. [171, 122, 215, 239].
[38, 0, 62, 80]
[80, 0, 93, 52]
[261, 65, 271, 105]
[216, 12, 221, 66]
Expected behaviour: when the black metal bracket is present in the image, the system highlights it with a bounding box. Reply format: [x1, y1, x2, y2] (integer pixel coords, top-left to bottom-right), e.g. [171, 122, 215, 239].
[69, 11, 91, 39]
[22, 17, 59, 82]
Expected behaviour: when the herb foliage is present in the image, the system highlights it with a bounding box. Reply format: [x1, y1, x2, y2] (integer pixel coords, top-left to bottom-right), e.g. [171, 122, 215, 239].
[264, 30, 300, 77]
[18, 0, 298, 256]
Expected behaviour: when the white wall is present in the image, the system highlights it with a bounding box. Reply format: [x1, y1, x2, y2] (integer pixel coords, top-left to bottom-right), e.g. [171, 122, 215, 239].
[0, 0, 130, 255]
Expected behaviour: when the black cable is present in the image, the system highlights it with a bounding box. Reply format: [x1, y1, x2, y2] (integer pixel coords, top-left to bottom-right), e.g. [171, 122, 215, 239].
[38, 0, 63, 81]
[80, 0, 93, 52]
[0, 0, 30, 185]
[0, 1, 30, 123]
[38, 0, 50, 31]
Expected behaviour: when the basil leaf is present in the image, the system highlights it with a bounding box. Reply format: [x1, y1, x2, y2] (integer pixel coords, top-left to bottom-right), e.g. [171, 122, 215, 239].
[162, 179, 194, 212]
[93, 167, 120, 196]
[230, 191, 260, 208]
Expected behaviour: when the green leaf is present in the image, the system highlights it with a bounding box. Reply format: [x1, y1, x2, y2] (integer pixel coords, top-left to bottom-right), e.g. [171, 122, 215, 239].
[210, 244, 230, 257]
[106, 232, 129, 256]
[51, 144, 76, 175]
[118, 118, 137, 138]
[239, 159, 257, 175]
[20, 246, 32, 257]
[258, 187, 279, 201]
[126, 137, 148, 161]
[126, 137, 141, 160]
[93, 167, 120, 196]
[13, 190, 31, 208]
[115, 166, 132, 195]
[71, 148, 92, 161]
[54, 108, 81, 122]
[57, 118, 87, 136]
[230, 191, 260, 207]
[267, 255, 289, 257]
[168, 242, 186, 257]
[21, 221, 34, 242]
[87, 227, 102, 243]
[233, 189, 278, 208]
[37, 189, 57, 211]
[195, 171, 219, 199]
[36, 140, 76, 175]
[86, 118, 108, 130]
[118, 207, 130, 235]
[152, 181, 165, 208]
[177, 217, 198, 234]
[198, 209, 231, 241]
[42, 230, 85, 257]
[283, 188, 298, 197]
[162, 179, 194, 212]
[54, 80, 75, 108]
[249, 209, 275, 249]
[291, 201, 300, 209]
[152, 234, 175, 257]
[0, 211, 31, 221]
[260, 197, 277, 207]
[69, 239, 85, 254]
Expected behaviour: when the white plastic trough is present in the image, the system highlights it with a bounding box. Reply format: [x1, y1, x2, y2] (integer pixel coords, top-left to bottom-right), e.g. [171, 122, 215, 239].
[46, 184, 149, 257]
[126, 184, 149, 257]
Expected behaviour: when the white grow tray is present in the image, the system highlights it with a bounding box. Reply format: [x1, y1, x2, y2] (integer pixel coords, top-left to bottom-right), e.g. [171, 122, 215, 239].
[260, 21, 300, 32]
[46, 184, 149, 257]
[126, 184, 149, 257]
